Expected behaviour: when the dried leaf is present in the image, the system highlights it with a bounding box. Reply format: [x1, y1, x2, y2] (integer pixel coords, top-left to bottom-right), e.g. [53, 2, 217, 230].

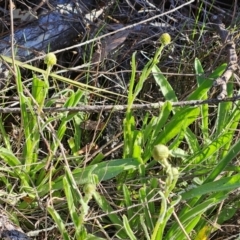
[80, 120, 105, 130]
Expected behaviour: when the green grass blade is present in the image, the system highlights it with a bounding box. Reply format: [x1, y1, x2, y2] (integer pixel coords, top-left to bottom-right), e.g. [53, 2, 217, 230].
[155, 107, 200, 144]
[184, 130, 234, 165]
[0, 147, 21, 166]
[63, 176, 81, 236]
[38, 158, 139, 195]
[32, 74, 48, 109]
[0, 118, 11, 150]
[184, 129, 201, 153]
[128, 51, 136, 107]
[214, 83, 233, 138]
[123, 184, 134, 218]
[204, 138, 240, 183]
[140, 214, 151, 240]
[15, 67, 35, 170]
[123, 215, 137, 240]
[143, 102, 172, 162]
[214, 94, 240, 159]
[194, 58, 209, 142]
[139, 186, 154, 231]
[92, 191, 126, 238]
[47, 206, 71, 240]
[133, 60, 152, 100]
[123, 114, 136, 158]
[187, 63, 226, 100]
[152, 65, 178, 101]
[166, 198, 222, 239]
[181, 173, 240, 200]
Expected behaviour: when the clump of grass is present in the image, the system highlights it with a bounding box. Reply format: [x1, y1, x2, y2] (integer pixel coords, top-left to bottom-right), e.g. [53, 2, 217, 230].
[0, 2, 240, 239]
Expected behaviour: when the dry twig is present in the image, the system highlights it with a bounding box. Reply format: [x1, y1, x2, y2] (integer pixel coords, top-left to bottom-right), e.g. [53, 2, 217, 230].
[0, 95, 240, 114]
[211, 14, 238, 99]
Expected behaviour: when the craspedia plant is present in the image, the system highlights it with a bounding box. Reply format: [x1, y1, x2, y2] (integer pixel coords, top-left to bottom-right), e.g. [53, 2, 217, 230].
[152, 144, 170, 162]
[159, 33, 171, 46]
[83, 183, 96, 198]
[44, 52, 57, 67]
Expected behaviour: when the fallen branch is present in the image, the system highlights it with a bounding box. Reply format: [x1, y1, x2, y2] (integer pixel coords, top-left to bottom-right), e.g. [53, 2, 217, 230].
[211, 14, 238, 99]
[1, 95, 240, 114]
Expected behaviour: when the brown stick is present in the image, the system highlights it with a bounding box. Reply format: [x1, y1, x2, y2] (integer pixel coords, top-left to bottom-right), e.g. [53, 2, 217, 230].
[1, 94, 240, 114]
[211, 14, 238, 99]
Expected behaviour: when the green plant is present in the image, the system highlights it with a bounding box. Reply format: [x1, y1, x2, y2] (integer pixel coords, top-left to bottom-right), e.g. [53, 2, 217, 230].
[0, 52, 139, 239]
[0, 21, 239, 240]
[91, 48, 240, 240]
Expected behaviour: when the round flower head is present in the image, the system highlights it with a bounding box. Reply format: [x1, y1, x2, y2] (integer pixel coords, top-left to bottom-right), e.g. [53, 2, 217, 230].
[171, 167, 179, 177]
[152, 144, 170, 162]
[44, 52, 57, 66]
[159, 33, 171, 46]
[84, 183, 96, 196]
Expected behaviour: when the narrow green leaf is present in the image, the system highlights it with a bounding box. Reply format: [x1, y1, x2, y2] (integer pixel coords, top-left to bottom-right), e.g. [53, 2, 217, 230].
[181, 174, 240, 200]
[133, 131, 143, 164]
[32, 75, 48, 108]
[128, 51, 137, 106]
[152, 65, 178, 102]
[0, 148, 21, 166]
[0, 118, 11, 150]
[184, 130, 233, 165]
[140, 214, 151, 240]
[47, 206, 71, 240]
[186, 128, 201, 153]
[194, 58, 209, 142]
[63, 177, 81, 233]
[139, 187, 154, 230]
[123, 215, 137, 240]
[93, 191, 127, 238]
[123, 185, 134, 218]
[143, 102, 172, 162]
[155, 107, 200, 144]
[187, 63, 226, 100]
[166, 198, 221, 239]
[205, 138, 240, 183]
[133, 60, 152, 99]
[215, 97, 233, 138]
[38, 158, 139, 195]
[124, 114, 136, 157]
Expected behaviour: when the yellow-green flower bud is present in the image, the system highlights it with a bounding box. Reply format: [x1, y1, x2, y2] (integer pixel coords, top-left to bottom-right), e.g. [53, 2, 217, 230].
[152, 144, 170, 162]
[171, 167, 179, 178]
[83, 183, 96, 196]
[159, 33, 171, 45]
[44, 52, 57, 66]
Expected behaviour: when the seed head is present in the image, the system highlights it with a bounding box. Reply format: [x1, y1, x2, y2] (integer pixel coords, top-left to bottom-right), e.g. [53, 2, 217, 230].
[159, 33, 171, 45]
[152, 144, 170, 162]
[44, 52, 57, 66]
[83, 183, 96, 196]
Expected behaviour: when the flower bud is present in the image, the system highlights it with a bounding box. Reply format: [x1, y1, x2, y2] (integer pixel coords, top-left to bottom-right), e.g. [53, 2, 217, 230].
[171, 167, 179, 177]
[159, 33, 171, 45]
[44, 52, 57, 66]
[83, 183, 96, 196]
[152, 144, 170, 162]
